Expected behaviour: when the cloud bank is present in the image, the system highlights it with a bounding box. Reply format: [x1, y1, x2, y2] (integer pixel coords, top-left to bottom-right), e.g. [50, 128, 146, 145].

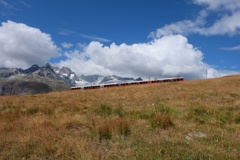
[150, 0, 240, 38]
[1, 12, 238, 80]
[193, 0, 240, 11]
[0, 20, 59, 68]
[57, 35, 211, 79]
[222, 45, 240, 51]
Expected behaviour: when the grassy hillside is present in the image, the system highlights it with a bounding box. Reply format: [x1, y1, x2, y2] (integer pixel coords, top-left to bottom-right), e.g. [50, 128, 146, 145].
[0, 76, 240, 159]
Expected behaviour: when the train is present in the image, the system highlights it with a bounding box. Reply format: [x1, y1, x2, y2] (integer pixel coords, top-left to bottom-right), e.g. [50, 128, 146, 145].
[71, 77, 184, 90]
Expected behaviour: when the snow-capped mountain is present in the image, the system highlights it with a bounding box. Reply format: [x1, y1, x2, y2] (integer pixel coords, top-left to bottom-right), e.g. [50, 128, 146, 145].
[0, 64, 71, 95]
[75, 75, 139, 86]
[0, 64, 142, 95]
[99, 75, 135, 84]
[50, 64, 79, 86]
[76, 75, 104, 86]
[79, 74, 104, 83]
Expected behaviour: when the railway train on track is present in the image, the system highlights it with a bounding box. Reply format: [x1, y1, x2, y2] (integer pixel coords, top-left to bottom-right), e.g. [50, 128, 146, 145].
[71, 77, 184, 90]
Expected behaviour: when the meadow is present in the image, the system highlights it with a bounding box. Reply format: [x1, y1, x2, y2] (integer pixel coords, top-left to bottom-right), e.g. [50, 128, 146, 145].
[0, 76, 240, 159]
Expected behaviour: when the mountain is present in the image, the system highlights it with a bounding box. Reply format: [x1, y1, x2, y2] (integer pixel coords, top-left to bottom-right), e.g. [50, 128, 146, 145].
[76, 75, 104, 86]
[99, 75, 134, 84]
[0, 64, 141, 95]
[0, 68, 21, 78]
[0, 64, 72, 95]
[75, 75, 139, 86]
[19, 64, 40, 74]
[51, 64, 79, 86]
[0, 81, 51, 96]
[79, 74, 103, 83]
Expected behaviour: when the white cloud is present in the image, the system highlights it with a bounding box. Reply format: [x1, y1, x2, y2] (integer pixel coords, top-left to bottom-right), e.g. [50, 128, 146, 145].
[61, 42, 73, 49]
[222, 45, 240, 50]
[58, 28, 111, 42]
[206, 68, 239, 78]
[76, 43, 87, 49]
[57, 35, 239, 80]
[58, 28, 75, 36]
[193, 0, 240, 11]
[149, 17, 205, 38]
[21, 1, 31, 8]
[0, 0, 13, 9]
[150, 0, 240, 38]
[56, 35, 212, 80]
[204, 11, 240, 35]
[80, 34, 111, 42]
[0, 20, 60, 68]
[0, 0, 14, 16]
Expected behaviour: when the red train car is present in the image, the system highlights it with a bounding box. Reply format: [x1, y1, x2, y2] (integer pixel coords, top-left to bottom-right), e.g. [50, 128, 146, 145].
[71, 77, 184, 91]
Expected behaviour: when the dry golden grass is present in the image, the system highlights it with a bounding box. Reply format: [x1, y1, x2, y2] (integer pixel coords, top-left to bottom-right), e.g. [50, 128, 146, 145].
[1, 76, 240, 159]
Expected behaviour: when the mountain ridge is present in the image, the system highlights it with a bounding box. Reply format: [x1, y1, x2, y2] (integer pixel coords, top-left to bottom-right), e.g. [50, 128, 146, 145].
[0, 64, 71, 95]
[0, 64, 141, 95]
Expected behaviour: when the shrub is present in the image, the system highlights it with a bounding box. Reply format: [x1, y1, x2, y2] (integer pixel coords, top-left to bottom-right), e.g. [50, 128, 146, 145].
[193, 108, 209, 116]
[95, 103, 113, 117]
[115, 118, 131, 136]
[40, 105, 55, 116]
[139, 111, 155, 119]
[64, 121, 82, 130]
[26, 107, 39, 115]
[98, 124, 112, 141]
[155, 105, 175, 115]
[187, 106, 213, 124]
[114, 106, 125, 117]
[234, 116, 240, 124]
[151, 114, 174, 129]
[98, 118, 131, 141]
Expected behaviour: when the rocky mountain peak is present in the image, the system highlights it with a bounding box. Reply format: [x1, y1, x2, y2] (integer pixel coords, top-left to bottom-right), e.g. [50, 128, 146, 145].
[0, 64, 71, 96]
[20, 64, 40, 74]
[32, 64, 40, 68]
[50, 65, 79, 86]
[135, 77, 143, 81]
[34, 65, 59, 80]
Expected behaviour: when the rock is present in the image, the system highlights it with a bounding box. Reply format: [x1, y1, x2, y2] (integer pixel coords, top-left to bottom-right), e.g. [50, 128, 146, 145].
[186, 132, 207, 140]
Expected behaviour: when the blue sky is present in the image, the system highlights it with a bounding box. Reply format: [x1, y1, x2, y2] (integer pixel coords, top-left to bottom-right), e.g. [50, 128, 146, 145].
[0, 0, 240, 79]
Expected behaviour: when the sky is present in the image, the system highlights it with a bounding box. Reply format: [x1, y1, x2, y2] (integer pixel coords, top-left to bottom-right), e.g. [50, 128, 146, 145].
[0, 0, 240, 80]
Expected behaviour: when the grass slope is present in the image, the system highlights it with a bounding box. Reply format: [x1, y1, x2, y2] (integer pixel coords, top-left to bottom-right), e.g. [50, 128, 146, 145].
[0, 76, 240, 159]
